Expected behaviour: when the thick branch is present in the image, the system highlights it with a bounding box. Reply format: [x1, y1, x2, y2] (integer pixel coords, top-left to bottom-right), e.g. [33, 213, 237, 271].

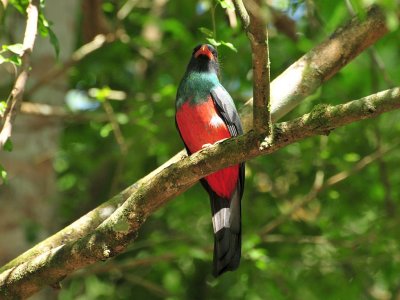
[0, 5, 389, 275]
[240, 5, 387, 130]
[1, 87, 399, 298]
[0, 0, 39, 149]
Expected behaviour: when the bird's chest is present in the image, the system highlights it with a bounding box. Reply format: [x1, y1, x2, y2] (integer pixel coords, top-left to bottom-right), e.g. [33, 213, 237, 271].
[176, 96, 230, 153]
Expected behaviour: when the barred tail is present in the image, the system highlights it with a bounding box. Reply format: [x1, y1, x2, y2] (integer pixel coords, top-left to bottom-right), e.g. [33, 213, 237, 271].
[209, 187, 241, 277]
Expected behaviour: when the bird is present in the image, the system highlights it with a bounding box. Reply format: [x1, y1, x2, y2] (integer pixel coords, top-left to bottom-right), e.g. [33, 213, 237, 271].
[175, 44, 245, 277]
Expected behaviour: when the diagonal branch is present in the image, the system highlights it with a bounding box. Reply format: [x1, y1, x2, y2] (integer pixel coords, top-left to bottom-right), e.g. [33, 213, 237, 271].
[0, 4, 389, 275]
[1, 87, 400, 298]
[0, 0, 40, 149]
[240, 5, 387, 130]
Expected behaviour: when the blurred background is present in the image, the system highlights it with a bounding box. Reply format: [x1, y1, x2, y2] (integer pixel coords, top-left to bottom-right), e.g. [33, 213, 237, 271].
[1, 0, 400, 299]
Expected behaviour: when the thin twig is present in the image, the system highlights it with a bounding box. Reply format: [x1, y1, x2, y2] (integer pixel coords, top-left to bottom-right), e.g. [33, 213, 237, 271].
[125, 275, 171, 298]
[20, 102, 109, 122]
[101, 100, 129, 195]
[27, 32, 123, 96]
[117, 0, 139, 20]
[0, 0, 40, 149]
[102, 100, 128, 155]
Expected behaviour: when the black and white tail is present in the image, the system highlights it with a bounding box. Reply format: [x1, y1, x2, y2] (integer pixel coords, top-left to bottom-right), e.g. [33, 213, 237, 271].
[209, 187, 241, 277]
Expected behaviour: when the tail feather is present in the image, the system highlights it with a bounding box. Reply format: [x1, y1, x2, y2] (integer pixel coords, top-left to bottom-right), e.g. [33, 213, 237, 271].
[209, 188, 241, 277]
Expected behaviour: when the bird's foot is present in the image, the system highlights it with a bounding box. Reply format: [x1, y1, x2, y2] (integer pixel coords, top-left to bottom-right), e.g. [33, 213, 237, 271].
[216, 138, 228, 144]
[202, 138, 229, 149]
[201, 143, 212, 149]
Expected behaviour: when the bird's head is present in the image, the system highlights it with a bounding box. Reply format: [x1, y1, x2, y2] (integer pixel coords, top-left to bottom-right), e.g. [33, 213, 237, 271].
[186, 44, 220, 75]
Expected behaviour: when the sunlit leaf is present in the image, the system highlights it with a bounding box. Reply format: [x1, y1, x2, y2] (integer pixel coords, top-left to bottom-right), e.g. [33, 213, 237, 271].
[206, 38, 221, 47]
[0, 164, 7, 185]
[220, 41, 237, 52]
[3, 43, 24, 56]
[344, 152, 360, 162]
[199, 27, 214, 37]
[217, 0, 234, 10]
[0, 101, 7, 117]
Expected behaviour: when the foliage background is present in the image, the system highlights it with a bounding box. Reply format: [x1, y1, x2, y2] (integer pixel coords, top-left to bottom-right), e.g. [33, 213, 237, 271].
[1, 0, 400, 299]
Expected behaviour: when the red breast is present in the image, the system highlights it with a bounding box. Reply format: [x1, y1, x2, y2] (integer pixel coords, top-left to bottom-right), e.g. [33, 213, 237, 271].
[176, 96, 239, 198]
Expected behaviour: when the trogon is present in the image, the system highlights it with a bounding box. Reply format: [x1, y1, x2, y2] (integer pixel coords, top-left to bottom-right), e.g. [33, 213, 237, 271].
[175, 44, 245, 276]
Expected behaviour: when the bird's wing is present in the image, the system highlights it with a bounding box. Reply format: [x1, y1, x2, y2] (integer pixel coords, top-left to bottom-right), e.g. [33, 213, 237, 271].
[210, 85, 243, 137]
[210, 85, 245, 198]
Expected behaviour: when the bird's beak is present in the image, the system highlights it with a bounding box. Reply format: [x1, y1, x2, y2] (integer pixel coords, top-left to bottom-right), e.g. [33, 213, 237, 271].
[195, 45, 214, 60]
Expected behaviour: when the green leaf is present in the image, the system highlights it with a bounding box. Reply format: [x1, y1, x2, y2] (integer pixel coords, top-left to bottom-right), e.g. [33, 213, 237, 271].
[48, 27, 60, 58]
[0, 54, 21, 66]
[3, 43, 24, 56]
[386, 11, 399, 31]
[9, 0, 29, 14]
[100, 123, 113, 137]
[217, 0, 234, 10]
[198, 27, 214, 37]
[349, 0, 366, 19]
[102, 2, 114, 13]
[8, 55, 22, 66]
[206, 38, 221, 47]
[220, 41, 237, 52]
[91, 87, 111, 102]
[0, 101, 6, 117]
[204, 38, 237, 52]
[3, 138, 13, 152]
[116, 113, 129, 125]
[344, 152, 360, 162]
[38, 13, 60, 58]
[0, 164, 7, 185]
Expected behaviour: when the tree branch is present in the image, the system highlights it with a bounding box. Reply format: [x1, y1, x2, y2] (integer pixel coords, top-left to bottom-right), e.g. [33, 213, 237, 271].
[232, 0, 249, 29]
[0, 3, 389, 275]
[20, 102, 109, 122]
[240, 5, 387, 130]
[1, 87, 399, 298]
[0, 0, 40, 149]
[27, 31, 123, 96]
[234, 0, 272, 135]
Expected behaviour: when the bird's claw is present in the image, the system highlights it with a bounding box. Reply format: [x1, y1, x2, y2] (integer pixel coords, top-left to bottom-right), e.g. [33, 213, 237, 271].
[202, 143, 212, 149]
